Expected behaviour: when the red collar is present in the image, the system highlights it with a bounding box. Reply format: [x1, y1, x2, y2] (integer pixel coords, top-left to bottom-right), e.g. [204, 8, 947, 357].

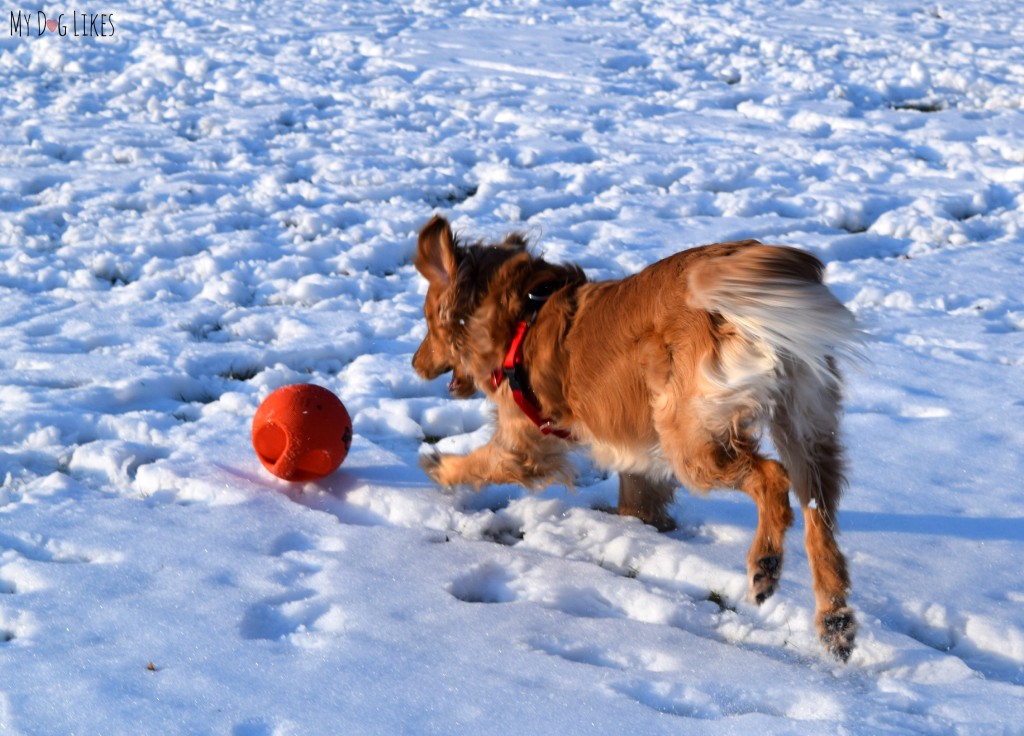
[489, 286, 573, 440]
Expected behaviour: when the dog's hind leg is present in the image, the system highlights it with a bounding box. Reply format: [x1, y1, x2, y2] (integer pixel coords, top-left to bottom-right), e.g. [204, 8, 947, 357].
[688, 446, 794, 605]
[798, 455, 856, 662]
[652, 408, 795, 607]
[617, 473, 677, 532]
[802, 501, 854, 661]
[737, 456, 795, 605]
[772, 372, 857, 662]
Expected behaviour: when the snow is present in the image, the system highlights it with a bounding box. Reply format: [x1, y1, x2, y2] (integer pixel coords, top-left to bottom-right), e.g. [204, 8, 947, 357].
[2, 0, 1023, 732]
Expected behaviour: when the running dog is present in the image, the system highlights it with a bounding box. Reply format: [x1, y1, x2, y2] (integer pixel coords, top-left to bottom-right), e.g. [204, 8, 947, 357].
[411, 215, 862, 661]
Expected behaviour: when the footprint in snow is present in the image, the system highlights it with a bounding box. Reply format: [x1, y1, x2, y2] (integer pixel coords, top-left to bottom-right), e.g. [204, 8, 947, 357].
[448, 562, 517, 604]
[240, 532, 348, 642]
[527, 635, 630, 671]
[231, 718, 275, 736]
[0, 532, 114, 565]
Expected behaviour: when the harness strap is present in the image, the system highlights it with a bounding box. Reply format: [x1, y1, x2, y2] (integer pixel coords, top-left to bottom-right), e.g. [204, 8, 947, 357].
[489, 285, 573, 440]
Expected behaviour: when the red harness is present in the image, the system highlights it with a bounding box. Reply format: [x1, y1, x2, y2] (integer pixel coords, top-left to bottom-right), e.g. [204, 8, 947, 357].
[489, 286, 573, 440]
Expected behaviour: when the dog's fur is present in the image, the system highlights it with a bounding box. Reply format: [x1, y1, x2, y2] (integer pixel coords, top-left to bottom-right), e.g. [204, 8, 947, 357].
[412, 215, 862, 661]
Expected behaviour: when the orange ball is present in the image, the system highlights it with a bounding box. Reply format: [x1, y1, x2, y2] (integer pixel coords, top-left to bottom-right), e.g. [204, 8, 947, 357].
[252, 384, 353, 481]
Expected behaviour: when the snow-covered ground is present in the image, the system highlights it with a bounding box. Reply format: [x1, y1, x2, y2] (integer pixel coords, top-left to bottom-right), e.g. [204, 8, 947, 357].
[2, 0, 1023, 732]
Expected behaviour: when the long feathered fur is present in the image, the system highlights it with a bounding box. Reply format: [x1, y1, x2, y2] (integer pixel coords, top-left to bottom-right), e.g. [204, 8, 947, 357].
[685, 245, 864, 517]
[412, 216, 862, 661]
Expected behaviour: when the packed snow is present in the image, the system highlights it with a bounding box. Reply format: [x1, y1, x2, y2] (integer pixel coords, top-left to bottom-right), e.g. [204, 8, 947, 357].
[2, 0, 1023, 733]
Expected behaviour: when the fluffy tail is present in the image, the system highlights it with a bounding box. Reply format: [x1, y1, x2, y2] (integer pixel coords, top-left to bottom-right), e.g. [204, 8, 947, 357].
[687, 244, 862, 384]
[687, 243, 863, 517]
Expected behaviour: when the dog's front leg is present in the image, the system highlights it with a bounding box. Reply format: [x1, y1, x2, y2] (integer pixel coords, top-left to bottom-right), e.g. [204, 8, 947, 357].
[420, 443, 522, 489]
[618, 473, 678, 532]
[421, 409, 573, 490]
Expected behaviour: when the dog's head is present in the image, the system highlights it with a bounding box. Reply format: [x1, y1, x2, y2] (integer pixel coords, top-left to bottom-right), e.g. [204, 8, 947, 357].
[412, 215, 470, 395]
[413, 215, 588, 402]
[413, 214, 501, 397]
[412, 215, 539, 398]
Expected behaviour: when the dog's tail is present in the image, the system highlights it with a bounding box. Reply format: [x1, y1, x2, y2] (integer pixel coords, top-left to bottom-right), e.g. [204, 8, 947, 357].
[686, 244, 864, 519]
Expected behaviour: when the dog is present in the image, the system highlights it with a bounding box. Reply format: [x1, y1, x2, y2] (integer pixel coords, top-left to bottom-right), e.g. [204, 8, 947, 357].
[412, 215, 862, 661]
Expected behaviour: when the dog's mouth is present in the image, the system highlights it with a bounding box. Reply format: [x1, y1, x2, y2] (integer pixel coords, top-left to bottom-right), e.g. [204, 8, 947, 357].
[413, 344, 476, 398]
[447, 373, 476, 399]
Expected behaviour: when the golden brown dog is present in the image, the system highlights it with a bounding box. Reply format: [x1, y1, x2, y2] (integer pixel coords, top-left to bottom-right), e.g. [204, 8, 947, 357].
[412, 215, 862, 661]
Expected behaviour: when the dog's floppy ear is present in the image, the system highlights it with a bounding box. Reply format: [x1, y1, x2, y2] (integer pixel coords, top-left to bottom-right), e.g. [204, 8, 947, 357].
[416, 215, 458, 287]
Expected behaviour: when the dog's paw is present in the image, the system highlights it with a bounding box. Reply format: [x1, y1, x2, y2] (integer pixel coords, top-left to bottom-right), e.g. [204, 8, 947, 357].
[648, 511, 678, 533]
[747, 554, 782, 605]
[418, 449, 445, 484]
[633, 508, 678, 533]
[418, 449, 466, 489]
[819, 606, 857, 663]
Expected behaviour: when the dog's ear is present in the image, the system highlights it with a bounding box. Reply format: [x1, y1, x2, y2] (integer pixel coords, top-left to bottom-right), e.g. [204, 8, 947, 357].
[415, 215, 458, 287]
